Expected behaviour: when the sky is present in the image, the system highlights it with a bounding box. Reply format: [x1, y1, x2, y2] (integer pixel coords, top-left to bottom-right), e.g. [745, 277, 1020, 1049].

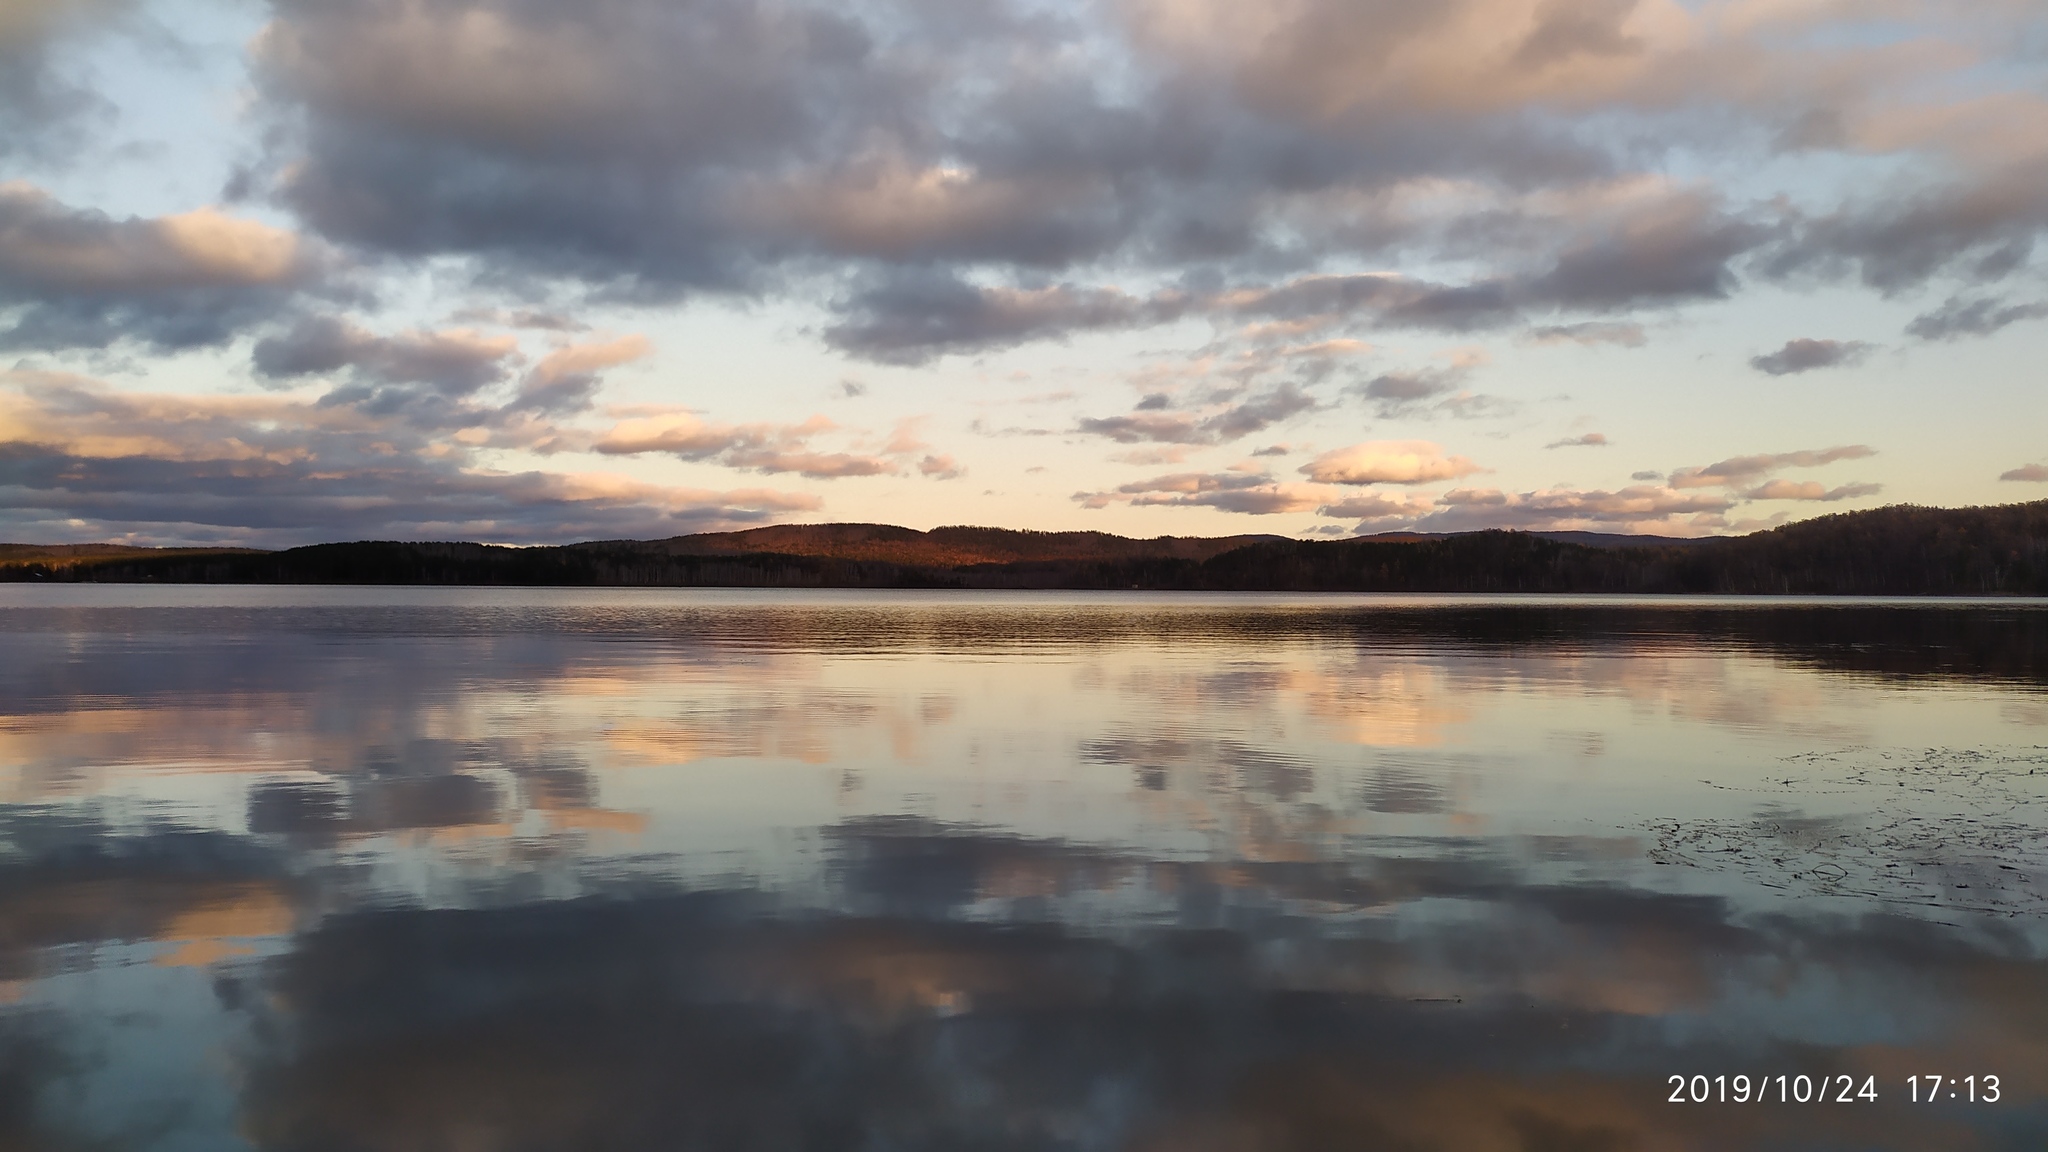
[1, 0, 2046, 546]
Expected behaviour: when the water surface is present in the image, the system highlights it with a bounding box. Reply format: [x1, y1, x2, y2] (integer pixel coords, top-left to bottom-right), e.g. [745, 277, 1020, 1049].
[3, 588, 2045, 1150]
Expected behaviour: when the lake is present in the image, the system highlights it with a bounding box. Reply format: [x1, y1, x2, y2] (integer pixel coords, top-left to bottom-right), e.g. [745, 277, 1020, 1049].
[2, 588, 2044, 1150]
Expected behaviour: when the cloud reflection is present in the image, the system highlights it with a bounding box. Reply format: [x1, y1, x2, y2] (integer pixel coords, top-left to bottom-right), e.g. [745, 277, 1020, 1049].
[3, 597, 2046, 1149]
[217, 816, 2048, 1152]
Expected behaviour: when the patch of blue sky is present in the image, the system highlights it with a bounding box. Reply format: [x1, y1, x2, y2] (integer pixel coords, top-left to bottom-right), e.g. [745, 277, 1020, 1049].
[19, 0, 267, 221]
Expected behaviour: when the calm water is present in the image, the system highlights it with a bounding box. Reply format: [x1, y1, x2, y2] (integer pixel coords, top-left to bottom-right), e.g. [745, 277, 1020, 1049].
[2, 587, 2045, 1151]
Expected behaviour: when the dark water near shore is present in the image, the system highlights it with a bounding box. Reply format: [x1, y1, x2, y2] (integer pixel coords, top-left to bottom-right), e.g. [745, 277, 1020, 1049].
[2, 588, 2045, 1151]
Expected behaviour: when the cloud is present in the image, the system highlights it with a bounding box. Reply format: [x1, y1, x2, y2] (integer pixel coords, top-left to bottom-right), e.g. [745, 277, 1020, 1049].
[166, 0, 2043, 375]
[1526, 321, 1646, 347]
[1073, 411, 1205, 445]
[591, 411, 788, 459]
[1075, 383, 1317, 446]
[446, 307, 589, 332]
[250, 0, 890, 284]
[0, 0, 134, 161]
[1317, 491, 1433, 522]
[2, 0, 2041, 546]
[0, 371, 818, 545]
[592, 406, 954, 480]
[1748, 338, 1873, 376]
[1762, 155, 2048, 294]
[254, 316, 521, 393]
[248, 324, 649, 446]
[1545, 432, 1608, 448]
[814, 184, 1780, 362]
[1077, 470, 1328, 514]
[1110, 445, 1194, 466]
[824, 273, 1170, 364]
[1301, 441, 1482, 485]
[917, 454, 964, 480]
[0, 183, 328, 350]
[1413, 484, 1736, 532]
[1214, 274, 1515, 333]
[1519, 189, 1768, 310]
[1356, 367, 1456, 414]
[722, 449, 895, 478]
[1905, 295, 2048, 342]
[2001, 464, 2048, 483]
[593, 412, 894, 478]
[249, 0, 1140, 299]
[1668, 445, 1875, 489]
[1742, 479, 1883, 502]
[1345, 360, 1514, 421]
[197, 794, 2048, 1152]
[511, 334, 652, 414]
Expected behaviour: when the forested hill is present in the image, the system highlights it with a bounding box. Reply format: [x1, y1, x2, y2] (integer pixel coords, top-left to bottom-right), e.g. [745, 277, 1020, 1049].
[4, 501, 2047, 595]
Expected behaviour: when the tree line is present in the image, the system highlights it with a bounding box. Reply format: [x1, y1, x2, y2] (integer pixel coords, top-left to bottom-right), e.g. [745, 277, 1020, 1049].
[5, 501, 2046, 595]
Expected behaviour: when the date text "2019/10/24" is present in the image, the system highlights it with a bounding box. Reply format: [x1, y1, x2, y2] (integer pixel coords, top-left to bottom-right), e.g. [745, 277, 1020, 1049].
[1666, 1075, 2002, 1103]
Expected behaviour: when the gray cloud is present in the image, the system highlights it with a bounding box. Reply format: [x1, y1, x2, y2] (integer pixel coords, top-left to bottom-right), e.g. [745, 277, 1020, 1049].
[1316, 492, 1429, 521]
[5, 0, 2040, 385]
[1905, 295, 2048, 342]
[1350, 365, 1512, 421]
[1668, 445, 1875, 489]
[822, 271, 1169, 365]
[1359, 367, 1458, 409]
[254, 316, 519, 393]
[821, 197, 1776, 360]
[447, 307, 589, 332]
[1545, 433, 1608, 449]
[0, 371, 818, 545]
[0, 442, 817, 545]
[1075, 383, 1317, 446]
[2001, 464, 2048, 483]
[827, 270, 1532, 365]
[1763, 160, 2048, 294]
[1198, 382, 1319, 441]
[250, 0, 889, 286]
[1519, 193, 1767, 311]
[0, 1, 131, 161]
[1218, 273, 1519, 334]
[1748, 338, 1873, 376]
[1412, 484, 1735, 532]
[222, 0, 2030, 368]
[1526, 321, 1646, 347]
[0, 183, 330, 351]
[247, 0, 1160, 297]
[248, 323, 646, 441]
[1076, 469, 1326, 514]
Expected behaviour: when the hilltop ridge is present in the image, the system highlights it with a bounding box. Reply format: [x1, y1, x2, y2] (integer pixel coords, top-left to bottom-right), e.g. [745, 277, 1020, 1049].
[4, 500, 2046, 595]
[596, 523, 1288, 566]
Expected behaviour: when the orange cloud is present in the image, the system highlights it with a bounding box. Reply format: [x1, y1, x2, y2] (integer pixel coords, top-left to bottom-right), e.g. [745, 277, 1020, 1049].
[1301, 440, 1483, 485]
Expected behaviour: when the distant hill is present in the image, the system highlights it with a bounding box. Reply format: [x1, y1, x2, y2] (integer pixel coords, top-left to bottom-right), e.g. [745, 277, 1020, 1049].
[598, 523, 1287, 565]
[0, 543, 265, 564]
[1359, 530, 1710, 550]
[4, 501, 2046, 595]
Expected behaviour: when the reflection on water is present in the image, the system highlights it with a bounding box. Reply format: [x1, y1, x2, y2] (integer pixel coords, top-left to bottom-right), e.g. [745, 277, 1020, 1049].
[1, 589, 2045, 1150]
